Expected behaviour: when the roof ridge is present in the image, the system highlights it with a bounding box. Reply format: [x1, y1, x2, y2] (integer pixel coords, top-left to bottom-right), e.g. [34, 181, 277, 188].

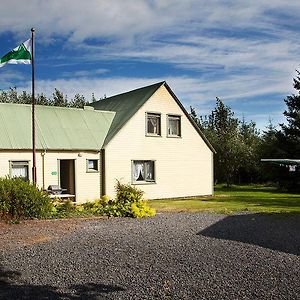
[97, 81, 165, 102]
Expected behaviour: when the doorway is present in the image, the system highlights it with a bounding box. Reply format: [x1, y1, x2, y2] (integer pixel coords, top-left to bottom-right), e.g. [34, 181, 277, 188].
[59, 159, 75, 195]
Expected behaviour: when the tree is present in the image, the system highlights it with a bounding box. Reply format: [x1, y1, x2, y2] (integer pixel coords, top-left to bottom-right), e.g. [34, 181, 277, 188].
[279, 70, 300, 158]
[52, 88, 68, 107]
[238, 119, 262, 183]
[70, 94, 89, 108]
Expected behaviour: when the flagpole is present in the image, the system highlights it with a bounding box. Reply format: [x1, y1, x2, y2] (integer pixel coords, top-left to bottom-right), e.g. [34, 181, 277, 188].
[31, 28, 37, 185]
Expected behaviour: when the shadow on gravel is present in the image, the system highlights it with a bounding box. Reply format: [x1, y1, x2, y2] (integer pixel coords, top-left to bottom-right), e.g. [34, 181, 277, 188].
[198, 213, 300, 255]
[0, 264, 125, 299]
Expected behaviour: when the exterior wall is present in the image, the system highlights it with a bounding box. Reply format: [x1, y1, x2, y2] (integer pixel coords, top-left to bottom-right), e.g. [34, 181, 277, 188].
[0, 150, 101, 203]
[104, 85, 214, 199]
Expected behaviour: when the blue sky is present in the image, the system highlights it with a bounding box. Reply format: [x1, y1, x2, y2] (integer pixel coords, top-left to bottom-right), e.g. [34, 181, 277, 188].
[0, 0, 300, 131]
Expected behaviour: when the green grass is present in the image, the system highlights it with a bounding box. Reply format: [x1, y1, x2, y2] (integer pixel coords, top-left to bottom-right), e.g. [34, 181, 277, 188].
[148, 185, 300, 214]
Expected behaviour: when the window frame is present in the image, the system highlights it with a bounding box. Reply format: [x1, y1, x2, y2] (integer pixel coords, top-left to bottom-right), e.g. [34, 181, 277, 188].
[131, 160, 156, 184]
[146, 112, 161, 137]
[86, 159, 99, 173]
[167, 114, 181, 137]
[9, 160, 30, 181]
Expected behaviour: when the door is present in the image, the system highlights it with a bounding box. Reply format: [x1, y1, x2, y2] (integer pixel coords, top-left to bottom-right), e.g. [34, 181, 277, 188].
[59, 159, 75, 195]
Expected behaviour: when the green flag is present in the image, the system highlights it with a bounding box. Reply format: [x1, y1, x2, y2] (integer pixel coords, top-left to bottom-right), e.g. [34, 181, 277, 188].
[0, 39, 31, 68]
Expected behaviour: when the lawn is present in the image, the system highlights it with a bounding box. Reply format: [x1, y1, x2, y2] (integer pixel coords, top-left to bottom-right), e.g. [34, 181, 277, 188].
[148, 185, 300, 214]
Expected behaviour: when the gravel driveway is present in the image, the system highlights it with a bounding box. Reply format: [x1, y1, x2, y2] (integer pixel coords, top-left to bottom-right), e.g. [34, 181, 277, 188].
[0, 212, 299, 299]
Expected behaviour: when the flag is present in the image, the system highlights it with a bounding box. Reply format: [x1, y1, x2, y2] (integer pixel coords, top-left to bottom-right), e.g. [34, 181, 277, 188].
[0, 39, 31, 68]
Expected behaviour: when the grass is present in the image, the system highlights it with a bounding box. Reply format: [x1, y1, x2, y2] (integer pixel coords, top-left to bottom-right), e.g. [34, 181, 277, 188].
[148, 185, 300, 214]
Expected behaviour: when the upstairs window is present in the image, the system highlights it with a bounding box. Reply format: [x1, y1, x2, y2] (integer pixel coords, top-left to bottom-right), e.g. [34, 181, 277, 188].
[146, 113, 161, 136]
[10, 161, 29, 181]
[132, 160, 155, 183]
[167, 115, 181, 137]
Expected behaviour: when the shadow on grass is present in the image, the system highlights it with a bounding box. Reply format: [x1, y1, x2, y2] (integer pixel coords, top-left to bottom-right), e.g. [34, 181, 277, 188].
[198, 213, 300, 255]
[0, 264, 125, 299]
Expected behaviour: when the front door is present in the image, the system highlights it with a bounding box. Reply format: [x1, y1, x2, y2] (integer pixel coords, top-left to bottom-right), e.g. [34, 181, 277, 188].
[59, 159, 75, 195]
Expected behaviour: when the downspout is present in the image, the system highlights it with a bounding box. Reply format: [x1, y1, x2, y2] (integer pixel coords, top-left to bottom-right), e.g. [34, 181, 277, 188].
[100, 148, 106, 196]
[41, 150, 46, 190]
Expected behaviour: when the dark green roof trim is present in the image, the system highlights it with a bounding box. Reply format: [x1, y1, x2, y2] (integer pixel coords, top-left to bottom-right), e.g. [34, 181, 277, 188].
[89, 82, 164, 146]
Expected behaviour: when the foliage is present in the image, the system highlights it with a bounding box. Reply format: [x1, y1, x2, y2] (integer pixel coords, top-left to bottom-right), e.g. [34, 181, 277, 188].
[0, 87, 93, 108]
[51, 182, 156, 219]
[149, 184, 300, 214]
[0, 177, 52, 221]
[191, 98, 261, 185]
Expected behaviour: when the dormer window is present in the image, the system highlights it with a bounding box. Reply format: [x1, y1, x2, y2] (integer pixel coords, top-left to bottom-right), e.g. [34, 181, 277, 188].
[146, 113, 161, 136]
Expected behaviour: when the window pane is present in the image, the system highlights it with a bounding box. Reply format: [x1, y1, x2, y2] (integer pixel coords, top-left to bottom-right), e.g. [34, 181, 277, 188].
[133, 161, 145, 181]
[147, 114, 161, 135]
[145, 161, 154, 181]
[11, 162, 29, 181]
[87, 159, 98, 171]
[168, 116, 180, 136]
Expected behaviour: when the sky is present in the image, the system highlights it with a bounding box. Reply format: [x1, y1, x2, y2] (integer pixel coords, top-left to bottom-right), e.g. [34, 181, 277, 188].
[0, 0, 300, 131]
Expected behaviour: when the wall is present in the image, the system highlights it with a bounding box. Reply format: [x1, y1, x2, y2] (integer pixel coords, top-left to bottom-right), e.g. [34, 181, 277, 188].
[0, 150, 101, 203]
[104, 85, 214, 199]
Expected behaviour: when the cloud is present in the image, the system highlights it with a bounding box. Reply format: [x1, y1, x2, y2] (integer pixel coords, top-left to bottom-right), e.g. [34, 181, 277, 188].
[14, 74, 287, 130]
[61, 68, 109, 78]
[0, 1, 298, 130]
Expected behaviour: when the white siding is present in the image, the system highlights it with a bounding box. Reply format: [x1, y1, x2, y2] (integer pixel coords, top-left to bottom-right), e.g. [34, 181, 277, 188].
[0, 150, 100, 203]
[104, 85, 214, 199]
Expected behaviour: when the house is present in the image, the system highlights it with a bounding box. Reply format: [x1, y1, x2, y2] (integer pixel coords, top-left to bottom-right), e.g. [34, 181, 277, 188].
[0, 81, 215, 202]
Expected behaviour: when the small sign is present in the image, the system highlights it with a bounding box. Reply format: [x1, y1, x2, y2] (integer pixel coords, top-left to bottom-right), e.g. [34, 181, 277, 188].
[51, 171, 57, 176]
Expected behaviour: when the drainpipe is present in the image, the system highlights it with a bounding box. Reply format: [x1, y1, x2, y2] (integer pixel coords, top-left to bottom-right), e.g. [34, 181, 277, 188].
[100, 149, 106, 196]
[41, 150, 46, 190]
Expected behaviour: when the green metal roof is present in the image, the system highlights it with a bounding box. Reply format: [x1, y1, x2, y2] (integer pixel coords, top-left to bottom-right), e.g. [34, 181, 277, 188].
[0, 103, 115, 150]
[89, 82, 164, 146]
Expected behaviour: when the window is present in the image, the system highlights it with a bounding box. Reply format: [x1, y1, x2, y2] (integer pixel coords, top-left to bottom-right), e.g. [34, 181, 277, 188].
[10, 161, 29, 181]
[87, 159, 99, 172]
[146, 113, 161, 136]
[132, 160, 155, 183]
[167, 115, 181, 137]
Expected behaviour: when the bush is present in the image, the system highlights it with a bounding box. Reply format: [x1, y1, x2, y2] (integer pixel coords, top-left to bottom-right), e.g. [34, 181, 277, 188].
[0, 177, 52, 221]
[78, 182, 156, 218]
[115, 180, 156, 218]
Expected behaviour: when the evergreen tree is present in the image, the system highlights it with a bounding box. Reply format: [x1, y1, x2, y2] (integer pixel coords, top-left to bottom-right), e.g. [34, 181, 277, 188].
[52, 88, 68, 107]
[70, 94, 89, 108]
[279, 70, 300, 158]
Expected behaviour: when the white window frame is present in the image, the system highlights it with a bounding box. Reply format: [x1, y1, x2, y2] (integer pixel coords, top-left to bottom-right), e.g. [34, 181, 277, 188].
[146, 112, 161, 136]
[167, 114, 181, 137]
[10, 160, 30, 181]
[86, 159, 99, 173]
[132, 160, 156, 184]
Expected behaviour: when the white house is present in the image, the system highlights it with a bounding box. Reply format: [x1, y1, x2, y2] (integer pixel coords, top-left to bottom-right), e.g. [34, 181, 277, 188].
[0, 82, 215, 202]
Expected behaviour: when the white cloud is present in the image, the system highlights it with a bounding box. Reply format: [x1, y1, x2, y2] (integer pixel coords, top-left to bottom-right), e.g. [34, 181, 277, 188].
[0, 0, 299, 131]
[13, 74, 288, 130]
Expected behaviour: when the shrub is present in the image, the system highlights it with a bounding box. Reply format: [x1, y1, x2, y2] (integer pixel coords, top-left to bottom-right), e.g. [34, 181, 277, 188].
[76, 183, 156, 218]
[115, 181, 156, 218]
[130, 200, 156, 218]
[0, 177, 52, 221]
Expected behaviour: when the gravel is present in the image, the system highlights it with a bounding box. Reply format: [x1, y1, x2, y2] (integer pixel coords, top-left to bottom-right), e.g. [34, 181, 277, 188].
[0, 212, 299, 299]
